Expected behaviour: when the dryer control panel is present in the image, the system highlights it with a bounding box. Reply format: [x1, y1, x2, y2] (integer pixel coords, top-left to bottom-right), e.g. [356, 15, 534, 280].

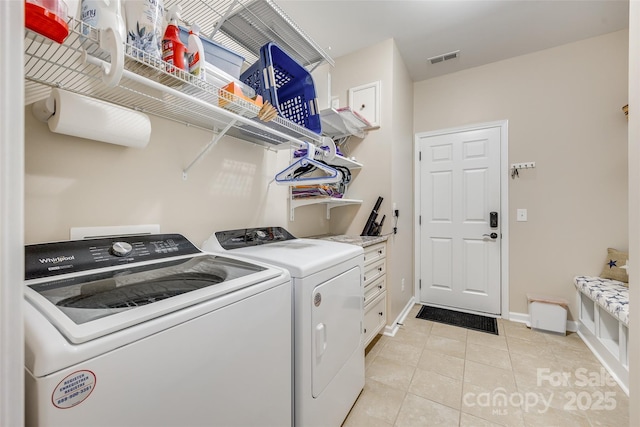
[215, 227, 296, 250]
[25, 234, 201, 280]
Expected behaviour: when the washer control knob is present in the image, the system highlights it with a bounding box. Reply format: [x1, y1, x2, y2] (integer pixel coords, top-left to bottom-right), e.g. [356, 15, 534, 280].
[110, 241, 133, 257]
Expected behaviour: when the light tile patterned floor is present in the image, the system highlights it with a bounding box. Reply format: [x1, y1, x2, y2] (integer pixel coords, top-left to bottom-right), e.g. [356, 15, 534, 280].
[343, 304, 629, 427]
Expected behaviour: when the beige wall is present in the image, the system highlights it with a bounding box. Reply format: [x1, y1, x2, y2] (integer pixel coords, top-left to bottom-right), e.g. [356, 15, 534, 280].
[414, 30, 629, 319]
[321, 39, 415, 325]
[24, 105, 329, 245]
[389, 42, 416, 319]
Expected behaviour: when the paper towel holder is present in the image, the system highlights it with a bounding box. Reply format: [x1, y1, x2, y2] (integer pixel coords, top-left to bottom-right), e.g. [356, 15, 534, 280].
[32, 95, 56, 122]
[31, 88, 151, 149]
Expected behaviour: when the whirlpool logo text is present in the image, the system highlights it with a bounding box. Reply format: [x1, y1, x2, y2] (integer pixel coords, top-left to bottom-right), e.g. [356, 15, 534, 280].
[38, 255, 75, 264]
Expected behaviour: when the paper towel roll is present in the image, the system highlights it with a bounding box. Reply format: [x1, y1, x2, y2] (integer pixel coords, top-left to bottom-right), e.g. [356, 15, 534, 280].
[47, 89, 151, 148]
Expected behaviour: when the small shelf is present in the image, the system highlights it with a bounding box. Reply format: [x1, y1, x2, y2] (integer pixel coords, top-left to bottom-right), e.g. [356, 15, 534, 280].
[320, 107, 378, 139]
[290, 197, 362, 221]
[328, 155, 363, 169]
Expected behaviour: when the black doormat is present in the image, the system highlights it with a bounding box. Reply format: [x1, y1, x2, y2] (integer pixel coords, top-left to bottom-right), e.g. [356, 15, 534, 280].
[416, 305, 499, 335]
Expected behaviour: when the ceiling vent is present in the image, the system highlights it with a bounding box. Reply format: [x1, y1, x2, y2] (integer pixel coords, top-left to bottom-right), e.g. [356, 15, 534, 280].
[428, 50, 460, 65]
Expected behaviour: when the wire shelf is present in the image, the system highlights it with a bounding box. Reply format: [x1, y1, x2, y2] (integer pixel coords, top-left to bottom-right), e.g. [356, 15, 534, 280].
[166, 0, 334, 70]
[24, 17, 324, 150]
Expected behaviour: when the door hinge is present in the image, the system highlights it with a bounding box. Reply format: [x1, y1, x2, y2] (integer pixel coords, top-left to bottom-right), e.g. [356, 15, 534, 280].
[419, 151, 422, 161]
[419, 279, 422, 289]
[419, 215, 421, 225]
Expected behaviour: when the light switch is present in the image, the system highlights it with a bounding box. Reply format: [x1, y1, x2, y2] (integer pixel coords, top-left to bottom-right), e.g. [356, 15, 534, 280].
[517, 209, 527, 222]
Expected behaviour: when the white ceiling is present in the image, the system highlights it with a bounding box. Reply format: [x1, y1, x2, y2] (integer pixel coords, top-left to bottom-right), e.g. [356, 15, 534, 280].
[277, 0, 630, 82]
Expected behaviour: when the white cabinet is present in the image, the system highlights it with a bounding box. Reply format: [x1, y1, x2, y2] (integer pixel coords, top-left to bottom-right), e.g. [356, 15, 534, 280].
[362, 242, 387, 347]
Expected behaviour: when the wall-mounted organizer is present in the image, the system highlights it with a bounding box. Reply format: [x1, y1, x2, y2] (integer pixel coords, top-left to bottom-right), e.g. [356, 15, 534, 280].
[24, 0, 341, 180]
[510, 161, 536, 179]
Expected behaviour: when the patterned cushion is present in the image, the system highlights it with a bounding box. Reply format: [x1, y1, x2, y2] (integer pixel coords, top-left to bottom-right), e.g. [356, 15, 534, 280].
[574, 276, 629, 326]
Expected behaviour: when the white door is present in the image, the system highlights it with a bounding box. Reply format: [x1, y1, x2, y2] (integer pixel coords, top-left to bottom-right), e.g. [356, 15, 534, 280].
[418, 126, 502, 314]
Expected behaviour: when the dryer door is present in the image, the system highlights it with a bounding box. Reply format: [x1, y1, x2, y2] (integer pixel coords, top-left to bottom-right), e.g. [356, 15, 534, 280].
[311, 266, 362, 397]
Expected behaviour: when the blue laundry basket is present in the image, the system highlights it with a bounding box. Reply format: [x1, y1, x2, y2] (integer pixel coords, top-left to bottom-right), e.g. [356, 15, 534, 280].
[241, 42, 322, 134]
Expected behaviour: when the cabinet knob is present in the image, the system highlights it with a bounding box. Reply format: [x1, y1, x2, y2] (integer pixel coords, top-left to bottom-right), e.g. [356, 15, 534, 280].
[363, 276, 366, 281]
[378, 285, 382, 289]
[364, 328, 367, 333]
[378, 267, 382, 272]
[379, 312, 384, 316]
[378, 250, 383, 254]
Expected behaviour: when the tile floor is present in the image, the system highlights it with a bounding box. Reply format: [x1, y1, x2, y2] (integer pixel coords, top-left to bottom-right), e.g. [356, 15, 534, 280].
[342, 304, 629, 427]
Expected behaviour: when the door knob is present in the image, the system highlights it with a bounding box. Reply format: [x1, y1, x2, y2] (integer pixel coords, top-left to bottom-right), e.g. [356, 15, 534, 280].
[483, 233, 498, 239]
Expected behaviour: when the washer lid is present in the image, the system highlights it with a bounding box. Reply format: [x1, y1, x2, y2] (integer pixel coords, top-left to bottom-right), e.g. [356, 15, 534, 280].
[25, 253, 281, 344]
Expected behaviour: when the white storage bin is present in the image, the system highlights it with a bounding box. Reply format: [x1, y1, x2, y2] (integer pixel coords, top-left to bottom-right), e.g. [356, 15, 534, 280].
[527, 294, 568, 334]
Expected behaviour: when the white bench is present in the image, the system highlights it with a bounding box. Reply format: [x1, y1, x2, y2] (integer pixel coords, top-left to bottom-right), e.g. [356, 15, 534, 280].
[574, 275, 629, 395]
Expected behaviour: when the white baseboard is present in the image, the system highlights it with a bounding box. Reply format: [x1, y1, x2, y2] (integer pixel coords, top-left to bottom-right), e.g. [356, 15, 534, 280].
[507, 311, 578, 333]
[508, 311, 530, 326]
[566, 320, 579, 333]
[384, 297, 415, 337]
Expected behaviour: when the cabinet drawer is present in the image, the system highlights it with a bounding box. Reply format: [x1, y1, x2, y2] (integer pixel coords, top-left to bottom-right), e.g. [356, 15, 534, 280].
[363, 258, 385, 285]
[363, 292, 386, 347]
[364, 275, 386, 306]
[363, 243, 386, 266]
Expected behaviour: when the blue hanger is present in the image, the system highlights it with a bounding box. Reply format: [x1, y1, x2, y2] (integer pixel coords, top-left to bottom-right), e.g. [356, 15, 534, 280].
[275, 141, 341, 185]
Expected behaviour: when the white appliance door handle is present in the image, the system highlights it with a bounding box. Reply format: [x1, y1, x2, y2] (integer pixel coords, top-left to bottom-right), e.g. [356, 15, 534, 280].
[315, 323, 327, 357]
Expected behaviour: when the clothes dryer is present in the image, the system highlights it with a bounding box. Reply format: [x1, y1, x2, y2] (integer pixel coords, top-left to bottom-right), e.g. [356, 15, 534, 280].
[203, 227, 365, 427]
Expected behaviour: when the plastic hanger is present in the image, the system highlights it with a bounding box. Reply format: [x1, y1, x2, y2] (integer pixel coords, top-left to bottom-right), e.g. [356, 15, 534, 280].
[274, 141, 341, 185]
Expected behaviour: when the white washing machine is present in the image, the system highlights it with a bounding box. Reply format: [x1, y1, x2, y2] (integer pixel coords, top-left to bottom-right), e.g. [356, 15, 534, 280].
[203, 227, 365, 427]
[24, 233, 292, 427]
